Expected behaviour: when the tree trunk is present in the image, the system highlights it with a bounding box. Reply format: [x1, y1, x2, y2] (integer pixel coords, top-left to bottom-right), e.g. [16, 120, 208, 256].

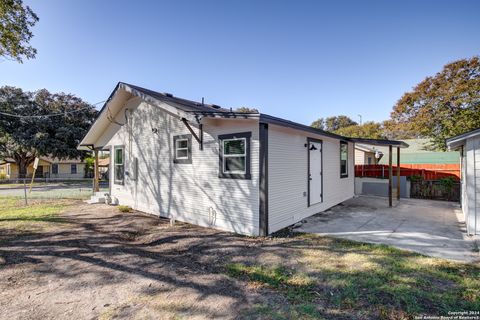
[18, 159, 28, 178]
[13, 154, 36, 179]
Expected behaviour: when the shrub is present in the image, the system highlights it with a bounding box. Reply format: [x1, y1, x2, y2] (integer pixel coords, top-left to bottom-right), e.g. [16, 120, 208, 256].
[408, 175, 423, 182]
[439, 177, 456, 191]
[118, 205, 132, 213]
[0, 172, 6, 180]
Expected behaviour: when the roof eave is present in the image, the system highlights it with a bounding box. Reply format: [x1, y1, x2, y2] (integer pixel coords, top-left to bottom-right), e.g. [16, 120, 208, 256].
[349, 138, 409, 148]
[258, 113, 349, 141]
[446, 127, 480, 149]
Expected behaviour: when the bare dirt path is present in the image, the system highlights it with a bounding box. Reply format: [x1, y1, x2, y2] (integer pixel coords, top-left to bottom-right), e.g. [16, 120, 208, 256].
[0, 203, 278, 320]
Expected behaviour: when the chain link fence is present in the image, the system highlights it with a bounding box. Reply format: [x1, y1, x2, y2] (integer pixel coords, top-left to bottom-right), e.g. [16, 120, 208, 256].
[0, 179, 109, 204]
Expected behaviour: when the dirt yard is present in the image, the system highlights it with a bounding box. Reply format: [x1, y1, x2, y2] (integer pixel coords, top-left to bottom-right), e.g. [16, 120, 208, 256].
[0, 201, 479, 320]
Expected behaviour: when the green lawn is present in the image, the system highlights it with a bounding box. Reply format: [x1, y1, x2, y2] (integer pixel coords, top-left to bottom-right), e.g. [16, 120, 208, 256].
[227, 235, 480, 319]
[0, 197, 72, 234]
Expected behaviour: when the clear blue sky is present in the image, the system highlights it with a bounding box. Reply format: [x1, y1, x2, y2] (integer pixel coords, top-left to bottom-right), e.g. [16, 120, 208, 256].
[1, 0, 479, 125]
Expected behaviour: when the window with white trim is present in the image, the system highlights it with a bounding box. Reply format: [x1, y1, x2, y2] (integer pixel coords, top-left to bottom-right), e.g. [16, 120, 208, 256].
[218, 132, 251, 179]
[173, 134, 192, 164]
[114, 145, 124, 184]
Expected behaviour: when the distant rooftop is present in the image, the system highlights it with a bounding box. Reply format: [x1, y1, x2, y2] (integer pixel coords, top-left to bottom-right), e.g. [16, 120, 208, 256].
[367, 138, 460, 165]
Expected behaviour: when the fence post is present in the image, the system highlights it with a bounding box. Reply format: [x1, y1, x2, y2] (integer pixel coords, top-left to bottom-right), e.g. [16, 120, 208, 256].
[23, 178, 28, 206]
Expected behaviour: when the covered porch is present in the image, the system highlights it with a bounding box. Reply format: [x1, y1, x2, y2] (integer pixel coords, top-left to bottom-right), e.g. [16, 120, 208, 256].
[350, 138, 409, 207]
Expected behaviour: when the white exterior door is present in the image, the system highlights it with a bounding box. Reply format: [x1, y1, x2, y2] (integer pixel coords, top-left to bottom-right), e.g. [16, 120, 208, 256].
[308, 139, 323, 206]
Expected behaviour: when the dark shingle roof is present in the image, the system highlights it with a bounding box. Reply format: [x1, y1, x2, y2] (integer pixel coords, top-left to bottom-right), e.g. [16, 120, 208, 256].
[123, 83, 232, 113]
[82, 82, 409, 148]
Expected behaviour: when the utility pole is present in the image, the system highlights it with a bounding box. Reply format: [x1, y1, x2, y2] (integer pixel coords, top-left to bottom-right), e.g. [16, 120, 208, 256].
[358, 114, 362, 125]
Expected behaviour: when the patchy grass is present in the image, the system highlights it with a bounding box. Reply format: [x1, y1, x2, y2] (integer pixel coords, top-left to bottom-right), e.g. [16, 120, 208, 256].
[227, 235, 480, 319]
[0, 197, 73, 235]
[117, 205, 133, 213]
[226, 263, 315, 303]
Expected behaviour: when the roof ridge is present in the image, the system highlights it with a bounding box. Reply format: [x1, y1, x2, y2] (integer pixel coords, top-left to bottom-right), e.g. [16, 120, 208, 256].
[120, 82, 231, 113]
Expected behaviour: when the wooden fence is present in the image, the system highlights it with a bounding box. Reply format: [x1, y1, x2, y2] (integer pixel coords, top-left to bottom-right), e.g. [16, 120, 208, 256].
[410, 180, 460, 201]
[354, 164, 460, 181]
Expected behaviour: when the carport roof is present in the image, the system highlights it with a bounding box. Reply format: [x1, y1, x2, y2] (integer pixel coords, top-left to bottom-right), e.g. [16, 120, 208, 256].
[349, 138, 409, 148]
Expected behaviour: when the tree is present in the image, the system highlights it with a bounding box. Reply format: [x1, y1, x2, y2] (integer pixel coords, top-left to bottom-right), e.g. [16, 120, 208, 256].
[334, 121, 385, 139]
[310, 118, 325, 130]
[0, 0, 39, 63]
[0, 86, 97, 177]
[234, 107, 259, 113]
[385, 56, 480, 149]
[311, 115, 357, 132]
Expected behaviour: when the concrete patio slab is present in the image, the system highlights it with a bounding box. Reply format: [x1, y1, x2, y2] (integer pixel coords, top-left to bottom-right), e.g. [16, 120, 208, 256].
[295, 196, 480, 263]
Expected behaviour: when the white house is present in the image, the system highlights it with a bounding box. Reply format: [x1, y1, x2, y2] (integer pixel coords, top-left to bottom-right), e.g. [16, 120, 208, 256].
[447, 128, 480, 236]
[354, 144, 383, 165]
[79, 82, 402, 236]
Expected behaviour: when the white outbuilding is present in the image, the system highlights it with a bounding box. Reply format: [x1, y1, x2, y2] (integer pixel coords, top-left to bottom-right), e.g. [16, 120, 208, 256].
[447, 128, 480, 236]
[79, 82, 405, 236]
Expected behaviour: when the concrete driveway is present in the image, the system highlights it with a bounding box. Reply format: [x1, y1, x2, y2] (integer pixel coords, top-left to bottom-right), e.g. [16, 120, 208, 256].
[296, 196, 479, 263]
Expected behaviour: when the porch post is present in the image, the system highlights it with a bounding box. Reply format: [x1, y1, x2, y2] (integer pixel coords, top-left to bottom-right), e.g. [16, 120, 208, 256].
[396, 147, 401, 200]
[388, 145, 392, 207]
[94, 149, 100, 193]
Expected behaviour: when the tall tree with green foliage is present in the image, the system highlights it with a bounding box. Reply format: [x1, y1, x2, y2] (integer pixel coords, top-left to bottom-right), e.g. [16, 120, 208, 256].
[311, 115, 357, 132]
[0, 86, 97, 177]
[0, 0, 38, 63]
[234, 107, 259, 113]
[311, 118, 325, 130]
[335, 121, 385, 139]
[385, 56, 480, 149]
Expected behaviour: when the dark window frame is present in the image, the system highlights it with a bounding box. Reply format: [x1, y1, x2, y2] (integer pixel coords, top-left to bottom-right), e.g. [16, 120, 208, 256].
[218, 131, 251, 180]
[114, 145, 125, 185]
[340, 141, 348, 178]
[70, 164, 77, 174]
[52, 164, 58, 175]
[173, 134, 192, 164]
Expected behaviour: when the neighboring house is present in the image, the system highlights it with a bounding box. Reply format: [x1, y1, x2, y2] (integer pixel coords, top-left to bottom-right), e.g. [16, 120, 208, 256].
[354, 144, 383, 164]
[446, 128, 480, 236]
[79, 82, 402, 236]
[376, 139, 459, 165]
[98, 157, 110, 179]
[0, 157, 86, 180]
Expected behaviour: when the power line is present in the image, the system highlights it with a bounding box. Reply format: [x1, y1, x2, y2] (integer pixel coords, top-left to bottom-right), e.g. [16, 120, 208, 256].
[0, 100, 106, 119]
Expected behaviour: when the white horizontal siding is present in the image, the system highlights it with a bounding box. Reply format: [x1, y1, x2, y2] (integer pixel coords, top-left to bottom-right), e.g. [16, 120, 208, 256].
[474, 137, 480, 234]
[355, 149, 365, 164]
[268, 124, 354, 233]
[103, 99, 260, 236]
[465, 136, 479, 235]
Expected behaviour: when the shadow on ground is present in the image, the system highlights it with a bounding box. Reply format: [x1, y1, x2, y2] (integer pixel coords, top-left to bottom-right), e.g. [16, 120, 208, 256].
[0, 203, 478, 319]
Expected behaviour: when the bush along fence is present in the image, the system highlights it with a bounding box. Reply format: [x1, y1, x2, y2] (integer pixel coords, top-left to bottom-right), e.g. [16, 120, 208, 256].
[354, 164, 460, 181]
[355, 164, 461, 202]
[409, 177, 460, 202]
